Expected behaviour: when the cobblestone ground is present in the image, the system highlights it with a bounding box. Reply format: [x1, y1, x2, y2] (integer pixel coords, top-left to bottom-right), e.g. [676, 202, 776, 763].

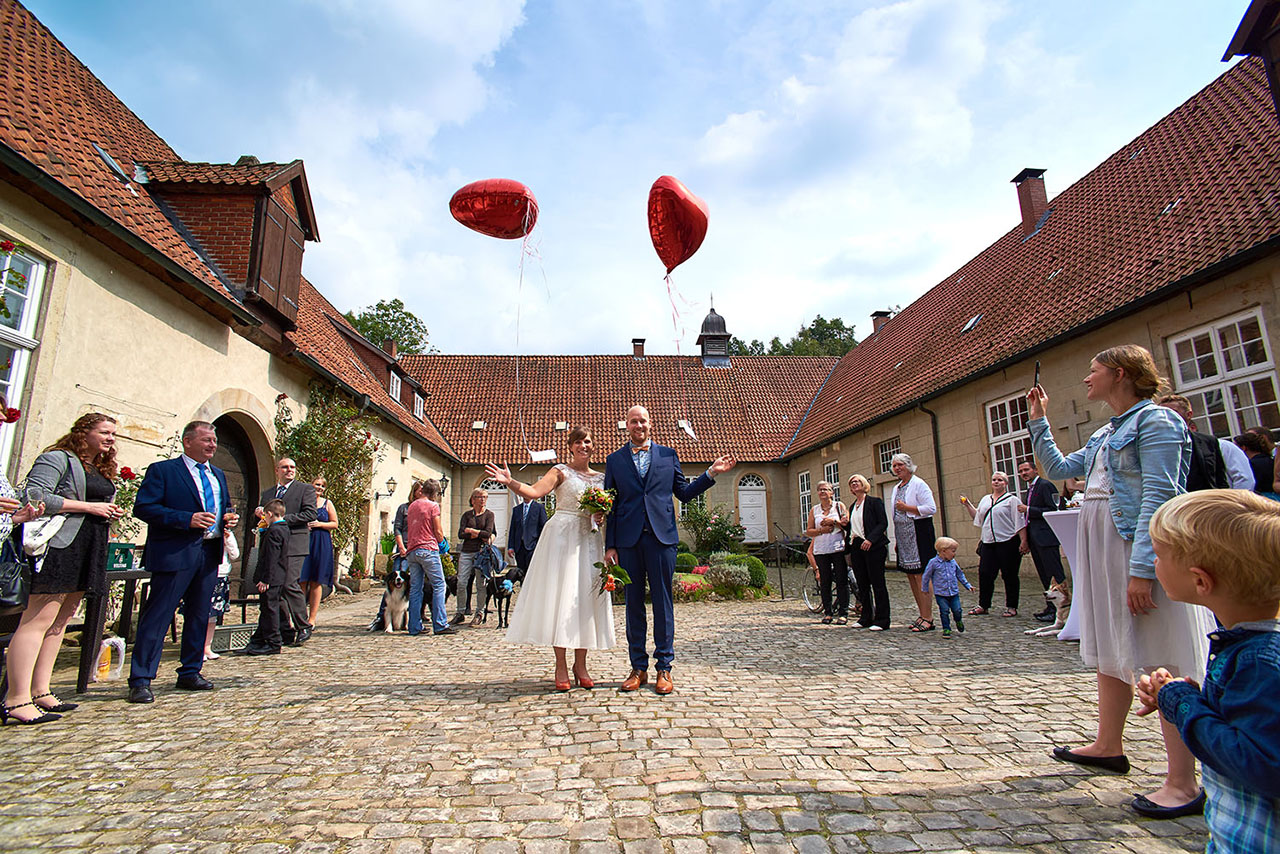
[0, 574, 1209, 853]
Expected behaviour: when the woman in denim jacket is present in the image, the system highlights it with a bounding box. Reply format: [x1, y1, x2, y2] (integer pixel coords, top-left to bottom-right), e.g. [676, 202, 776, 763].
[1029, 345, 1214, 819]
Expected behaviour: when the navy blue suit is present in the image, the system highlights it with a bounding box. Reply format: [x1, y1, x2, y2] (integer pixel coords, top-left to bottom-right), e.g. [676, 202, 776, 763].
[129, 456, 230, 687]
[506, 499, 546, 578]
[604, 443, 714, 672]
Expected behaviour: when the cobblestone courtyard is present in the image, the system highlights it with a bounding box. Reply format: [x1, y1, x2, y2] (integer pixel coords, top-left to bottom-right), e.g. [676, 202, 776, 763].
[0, 575, 1209, 853]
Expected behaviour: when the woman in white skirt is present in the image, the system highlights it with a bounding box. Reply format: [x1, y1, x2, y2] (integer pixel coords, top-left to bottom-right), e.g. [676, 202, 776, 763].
[484, 426, 614, 692]
[1028, 344, 1213, 819]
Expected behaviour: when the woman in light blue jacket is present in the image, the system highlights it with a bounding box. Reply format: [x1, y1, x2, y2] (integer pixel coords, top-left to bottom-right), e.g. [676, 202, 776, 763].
[1029, 345, 1213, 820]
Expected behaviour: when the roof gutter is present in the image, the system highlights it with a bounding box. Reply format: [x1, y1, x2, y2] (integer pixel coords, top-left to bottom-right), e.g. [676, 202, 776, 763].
[292, 351, 461, 465]
[783, 231, 1280, 460]
[0, 141, 260, 326]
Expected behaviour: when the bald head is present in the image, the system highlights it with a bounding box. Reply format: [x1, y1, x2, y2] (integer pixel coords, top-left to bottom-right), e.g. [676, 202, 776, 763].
[626, 405, 651, 446]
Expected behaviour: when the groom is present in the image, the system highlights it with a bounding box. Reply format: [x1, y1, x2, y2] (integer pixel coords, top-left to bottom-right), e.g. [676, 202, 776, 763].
[604, 405, 736, 695]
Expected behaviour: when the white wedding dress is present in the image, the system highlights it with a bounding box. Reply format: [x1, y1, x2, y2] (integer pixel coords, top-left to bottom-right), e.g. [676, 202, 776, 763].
[505, 464, 616, 650]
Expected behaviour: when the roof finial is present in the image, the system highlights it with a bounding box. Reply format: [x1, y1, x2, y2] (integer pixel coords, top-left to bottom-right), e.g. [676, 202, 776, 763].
[710, 293, 715, 310]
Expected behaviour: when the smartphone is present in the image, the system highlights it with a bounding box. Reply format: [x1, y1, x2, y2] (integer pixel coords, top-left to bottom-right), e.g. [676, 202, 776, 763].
[1033, 359, 1041, 390]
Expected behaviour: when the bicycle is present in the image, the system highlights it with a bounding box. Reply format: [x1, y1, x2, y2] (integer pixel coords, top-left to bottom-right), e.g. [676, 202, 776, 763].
[802, 562, 860, 615]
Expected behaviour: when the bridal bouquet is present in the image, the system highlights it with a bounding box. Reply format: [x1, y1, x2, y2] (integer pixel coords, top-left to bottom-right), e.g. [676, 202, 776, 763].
[579, 486, 616, 533]
[593, 561, 632, 596]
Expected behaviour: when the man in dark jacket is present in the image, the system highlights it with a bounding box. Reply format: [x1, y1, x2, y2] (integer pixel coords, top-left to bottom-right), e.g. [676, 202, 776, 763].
[1017, 460, 1067, 622]
[1157, 395, 1229, 492]
[506, 496, 547, 581]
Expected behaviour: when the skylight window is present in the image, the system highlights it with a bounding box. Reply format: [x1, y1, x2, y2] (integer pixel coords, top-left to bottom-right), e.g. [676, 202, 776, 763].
[92, 142, 130, 182]
[617, 420, 626, 430]
[961, 314, 982, 334]
[1159, 197, 1183, 216]
[677, 419, 697, 440]
[1129, 145, 1145, 161]
[471, 420, 486, 430]
[554, 421, 568, 431]
[1047, 268, 1062, 282]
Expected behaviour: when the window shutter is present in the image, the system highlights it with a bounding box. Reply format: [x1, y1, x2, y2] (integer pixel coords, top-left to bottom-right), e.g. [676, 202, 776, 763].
[256, 202, 286, 310]
[278, 216, 304, 323]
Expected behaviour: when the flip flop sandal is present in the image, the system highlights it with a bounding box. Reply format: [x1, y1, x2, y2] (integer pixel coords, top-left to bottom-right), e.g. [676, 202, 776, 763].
[968, 606, 988, 615]
[910, 620, 935, 632]
[1002, 608, 1018, 617]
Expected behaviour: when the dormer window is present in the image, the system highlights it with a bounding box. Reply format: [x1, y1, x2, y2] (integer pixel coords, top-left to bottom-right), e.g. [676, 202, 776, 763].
[388, 372, 401, 400]
[413, 392, 424, 420]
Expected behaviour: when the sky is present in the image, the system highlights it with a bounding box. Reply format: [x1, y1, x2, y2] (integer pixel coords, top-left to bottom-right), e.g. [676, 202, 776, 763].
[29, 1, 1252, 356]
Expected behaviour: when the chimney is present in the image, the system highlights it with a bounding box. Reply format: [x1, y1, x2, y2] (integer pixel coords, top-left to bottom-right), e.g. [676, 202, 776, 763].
[871, 310, 891, 334]
[382, 338, 398, 359]
[632, 338, 645, 358]
[1011, 168, 1048, 236]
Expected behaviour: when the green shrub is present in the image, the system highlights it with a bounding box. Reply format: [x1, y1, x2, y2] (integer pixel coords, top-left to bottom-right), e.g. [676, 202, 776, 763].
[677, 541, 691, 553]
[683, 502, 746, 555]
[675, 552, 698, 569]
[348, 553, 366, 579]
[728, 554, 768, 588]
[706, 563, 750, 591]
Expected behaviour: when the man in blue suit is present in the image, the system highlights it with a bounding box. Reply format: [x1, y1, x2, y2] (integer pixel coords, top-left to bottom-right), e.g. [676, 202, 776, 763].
[506, 495, 546, 581]
[127, 420, 239, 704]
[605, 405, 735, 695]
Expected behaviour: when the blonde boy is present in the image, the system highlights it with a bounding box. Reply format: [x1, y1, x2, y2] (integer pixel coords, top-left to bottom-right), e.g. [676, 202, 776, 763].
[1136, 490, 1280, 851]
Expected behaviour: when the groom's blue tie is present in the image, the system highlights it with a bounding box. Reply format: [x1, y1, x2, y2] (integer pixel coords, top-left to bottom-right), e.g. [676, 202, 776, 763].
[196, 462, 218, 534]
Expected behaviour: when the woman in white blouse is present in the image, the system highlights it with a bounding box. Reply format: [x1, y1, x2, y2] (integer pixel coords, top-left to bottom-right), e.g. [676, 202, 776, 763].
[889, 453, 939, 632]
[804, 481, 849, 623]
[961, 471, 1029, 616]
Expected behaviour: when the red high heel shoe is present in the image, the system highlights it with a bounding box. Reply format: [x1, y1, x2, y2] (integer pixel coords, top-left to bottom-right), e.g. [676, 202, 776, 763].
[573, 672, 595, 689]
[554, 672, 571, 692]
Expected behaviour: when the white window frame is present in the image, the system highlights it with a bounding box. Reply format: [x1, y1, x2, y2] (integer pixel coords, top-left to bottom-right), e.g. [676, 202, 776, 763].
[679, 493, 704, 520]
[823, 461, 840, 503]
[0, 244, 48, 467]
[986, 392, 1034, 501]
[876, 437, 900, 474]
[388, 371, 402, 401]
[1167, 309, 1279, 437]
[413, 392, 424, 420]
[798, 471, 812, 531]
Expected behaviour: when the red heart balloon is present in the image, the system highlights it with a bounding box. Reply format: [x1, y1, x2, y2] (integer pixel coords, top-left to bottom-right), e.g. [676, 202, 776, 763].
[648, 175, 708, 274]
[450, 179, 538, 239]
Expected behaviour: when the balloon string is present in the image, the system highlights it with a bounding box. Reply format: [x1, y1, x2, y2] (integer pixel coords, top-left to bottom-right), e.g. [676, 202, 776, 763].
[664, 273, 692, 429]
[514, 209, 536, 458]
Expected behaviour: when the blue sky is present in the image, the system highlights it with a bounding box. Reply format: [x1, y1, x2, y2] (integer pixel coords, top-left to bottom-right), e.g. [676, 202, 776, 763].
[30, 1, 1250, 355]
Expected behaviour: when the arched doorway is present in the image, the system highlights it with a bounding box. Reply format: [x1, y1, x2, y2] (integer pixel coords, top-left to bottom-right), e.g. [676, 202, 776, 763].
[213, 415, 260, 596]
[737, 473, 767, 542]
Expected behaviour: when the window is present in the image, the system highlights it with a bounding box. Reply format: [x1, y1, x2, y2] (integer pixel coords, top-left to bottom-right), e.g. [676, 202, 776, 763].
[986, 392, 1033, 500]
[413, 392, 424, 420]
[877, 437, 901, 474]
[1168, 310, 1279, 436]
[739, 474, 765, 488]
[679, 493, 704, 520]
[388, 371, 401, 401]
[0, 243, 47, 466]
[823, 461, 840, 502]
[798, 471, 812, 530]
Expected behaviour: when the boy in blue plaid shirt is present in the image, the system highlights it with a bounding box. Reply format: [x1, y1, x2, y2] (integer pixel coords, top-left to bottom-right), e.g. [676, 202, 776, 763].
[921, 537, 972, 638]
[1137, 490, 1280, 850]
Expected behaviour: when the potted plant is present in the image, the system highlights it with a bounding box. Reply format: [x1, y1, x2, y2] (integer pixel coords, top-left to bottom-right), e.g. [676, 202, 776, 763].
[344, 553, 370, 592]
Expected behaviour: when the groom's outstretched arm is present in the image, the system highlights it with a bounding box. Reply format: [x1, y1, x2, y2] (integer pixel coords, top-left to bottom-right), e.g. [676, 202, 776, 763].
[672, 452, 738, 503]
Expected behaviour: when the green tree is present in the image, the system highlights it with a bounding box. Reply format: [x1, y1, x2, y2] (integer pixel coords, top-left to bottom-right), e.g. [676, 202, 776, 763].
[729, 315, 859, 357]
[273, 383, 384, 557]
[344, 298, 435, 354]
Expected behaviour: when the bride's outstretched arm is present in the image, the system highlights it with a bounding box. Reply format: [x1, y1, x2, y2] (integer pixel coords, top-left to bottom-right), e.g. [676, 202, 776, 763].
[483, 462, 562, 500]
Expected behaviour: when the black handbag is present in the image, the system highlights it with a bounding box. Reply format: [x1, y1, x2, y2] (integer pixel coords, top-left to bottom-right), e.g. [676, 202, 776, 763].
[0, 536, 30, 616]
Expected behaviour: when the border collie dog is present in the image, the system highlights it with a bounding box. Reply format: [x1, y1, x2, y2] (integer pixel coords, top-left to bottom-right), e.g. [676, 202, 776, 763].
[383, 566, 412, 633]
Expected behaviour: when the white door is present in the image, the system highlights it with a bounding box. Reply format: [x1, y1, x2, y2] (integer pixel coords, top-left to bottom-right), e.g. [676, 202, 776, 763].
[480, 480, 509, 549]
[881, 482, 898, 566]
[737, 475, 767, 542]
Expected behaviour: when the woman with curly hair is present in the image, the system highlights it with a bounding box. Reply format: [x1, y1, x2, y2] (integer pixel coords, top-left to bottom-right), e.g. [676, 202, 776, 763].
[3, 413, 124, 724]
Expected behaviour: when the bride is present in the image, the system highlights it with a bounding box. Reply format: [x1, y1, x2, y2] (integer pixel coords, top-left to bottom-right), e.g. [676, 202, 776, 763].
[484, 426, 614, 691]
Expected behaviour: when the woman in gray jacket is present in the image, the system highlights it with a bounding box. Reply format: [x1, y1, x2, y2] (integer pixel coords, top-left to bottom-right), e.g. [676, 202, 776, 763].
[3, 413, 123, 724]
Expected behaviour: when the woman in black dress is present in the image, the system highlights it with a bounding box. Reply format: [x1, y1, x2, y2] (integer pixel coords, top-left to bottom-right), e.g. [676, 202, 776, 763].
[3, 413, 123, 724]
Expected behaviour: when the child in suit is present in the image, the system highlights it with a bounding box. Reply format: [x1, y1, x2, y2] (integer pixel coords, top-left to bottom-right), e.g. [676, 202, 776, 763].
[921, 537, 972, 638]
[1136, 490, 1280, 836]
[246, 500, 289, 655]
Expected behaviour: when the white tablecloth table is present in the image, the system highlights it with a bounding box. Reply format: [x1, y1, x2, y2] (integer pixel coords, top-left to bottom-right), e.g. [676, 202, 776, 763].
[1042, 509, 1081, 641]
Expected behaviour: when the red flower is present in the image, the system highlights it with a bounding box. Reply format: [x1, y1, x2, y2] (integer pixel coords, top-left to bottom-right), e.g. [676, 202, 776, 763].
[365, 431, 372, 439]
[3, 407, 19, 423]
[321, 457, 328, 462]
[275, 393, 288, 402]
[120, 466, 136, 480]
[0, 241, 14, 253]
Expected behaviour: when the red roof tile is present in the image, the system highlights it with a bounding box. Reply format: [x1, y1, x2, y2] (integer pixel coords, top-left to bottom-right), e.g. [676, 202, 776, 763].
[0, 0, 240, 304]
[138, 160, 301, 187]
[398, 354, 838, 464]
[789, 58, 1280, 454]
[290, 280, 457, 460]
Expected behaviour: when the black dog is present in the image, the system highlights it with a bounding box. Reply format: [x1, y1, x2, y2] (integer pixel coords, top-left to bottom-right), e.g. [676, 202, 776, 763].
[382, 566, 412, 633]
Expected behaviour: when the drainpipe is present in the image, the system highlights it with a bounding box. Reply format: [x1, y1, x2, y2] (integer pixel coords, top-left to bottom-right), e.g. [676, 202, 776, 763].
[917, 402, 948, 536]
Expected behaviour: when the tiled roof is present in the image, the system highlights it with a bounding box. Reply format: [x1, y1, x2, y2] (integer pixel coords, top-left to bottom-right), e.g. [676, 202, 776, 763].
[290, 279, 457, 460]
[789, 57, 1280, 454]
[398, 354, 838, 464]
[0, 1, 240, 304]
[137, 159, 301, 187]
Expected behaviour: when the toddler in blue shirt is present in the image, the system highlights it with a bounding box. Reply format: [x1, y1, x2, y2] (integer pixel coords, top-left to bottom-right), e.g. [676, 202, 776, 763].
[921, 537, 972, 637]
[1136, 490, 1280, 850]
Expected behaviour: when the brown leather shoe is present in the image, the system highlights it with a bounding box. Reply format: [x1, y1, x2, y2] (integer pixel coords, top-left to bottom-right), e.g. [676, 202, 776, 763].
[620, 669, 647, 691]
[654, 670, 673, 695]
